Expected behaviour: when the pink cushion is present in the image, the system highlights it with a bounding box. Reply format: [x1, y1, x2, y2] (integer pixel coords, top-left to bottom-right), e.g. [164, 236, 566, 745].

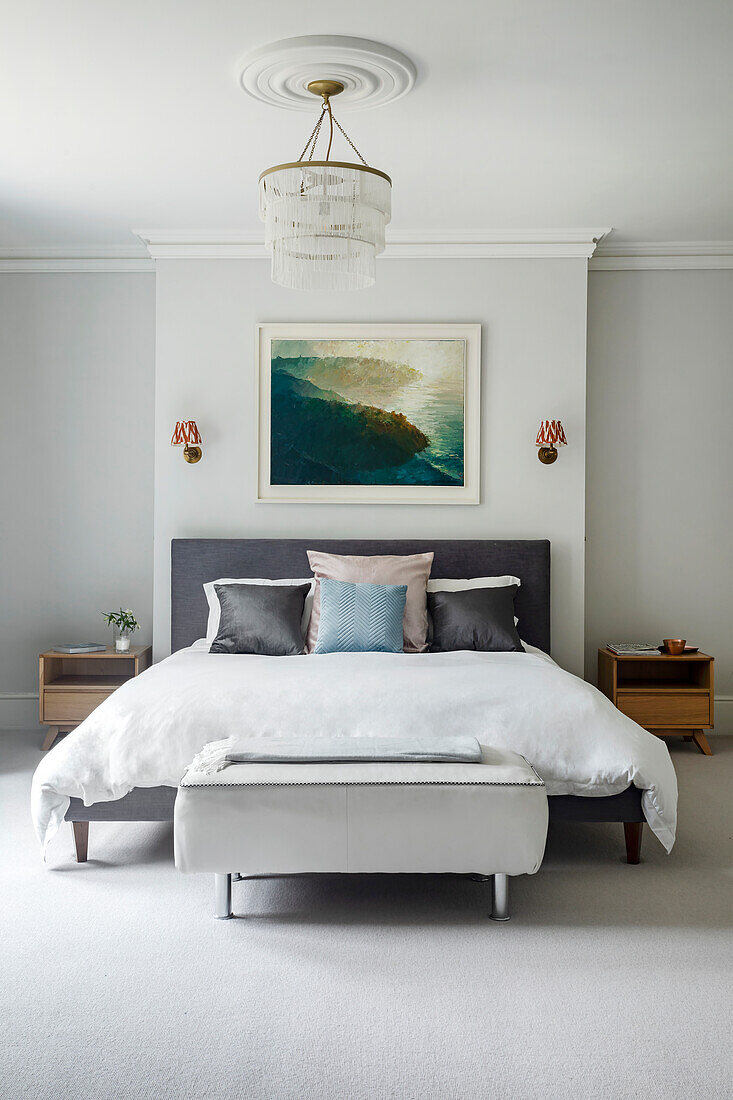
[306, 551, 434, 653]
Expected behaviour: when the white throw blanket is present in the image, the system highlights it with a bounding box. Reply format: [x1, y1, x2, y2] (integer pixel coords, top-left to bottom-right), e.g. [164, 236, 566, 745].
[31, 646, 677, 856]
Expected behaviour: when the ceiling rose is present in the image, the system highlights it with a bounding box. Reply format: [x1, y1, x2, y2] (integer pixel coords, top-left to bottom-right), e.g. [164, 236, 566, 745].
[238, 35, 416, 112]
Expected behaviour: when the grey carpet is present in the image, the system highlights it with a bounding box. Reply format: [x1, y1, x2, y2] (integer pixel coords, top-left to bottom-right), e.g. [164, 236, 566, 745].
[1, 731, 732, 1100]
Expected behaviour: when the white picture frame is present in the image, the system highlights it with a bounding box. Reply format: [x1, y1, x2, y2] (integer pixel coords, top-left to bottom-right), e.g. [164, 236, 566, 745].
[256, 322, 481, 505]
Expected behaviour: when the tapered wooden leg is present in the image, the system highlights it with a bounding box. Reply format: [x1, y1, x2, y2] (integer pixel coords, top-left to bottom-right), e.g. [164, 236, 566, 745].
[624, 822, 643, 864]
[72, 821, 89, 863]
[41, 726, 59, 751]
[692, 730, 713, 756]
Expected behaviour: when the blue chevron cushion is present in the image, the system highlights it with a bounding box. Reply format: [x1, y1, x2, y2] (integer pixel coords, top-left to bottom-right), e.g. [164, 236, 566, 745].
[314, 578, 407, 654]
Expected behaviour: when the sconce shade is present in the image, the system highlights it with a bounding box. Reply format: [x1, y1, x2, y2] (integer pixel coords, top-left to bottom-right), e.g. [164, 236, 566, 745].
[536, 420, 567, 448]
[171, 420, 202, 447]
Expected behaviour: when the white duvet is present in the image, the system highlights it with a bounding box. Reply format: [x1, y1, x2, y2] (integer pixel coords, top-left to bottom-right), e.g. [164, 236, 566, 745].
[31, 646, 677, 856]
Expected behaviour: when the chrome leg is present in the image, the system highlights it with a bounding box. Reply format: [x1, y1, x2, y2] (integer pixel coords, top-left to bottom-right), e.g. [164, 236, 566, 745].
[214, 873, 233, 919]
[490, 873, 510, 921]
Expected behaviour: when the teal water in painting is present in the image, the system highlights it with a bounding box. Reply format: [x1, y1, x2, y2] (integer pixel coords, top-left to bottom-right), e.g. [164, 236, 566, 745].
[395, 374, 464, 483]
[270, 341, 464, 487]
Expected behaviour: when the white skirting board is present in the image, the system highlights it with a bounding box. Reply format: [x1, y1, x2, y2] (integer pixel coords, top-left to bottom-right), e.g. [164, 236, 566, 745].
[1, 692, 732, 735]
[0, 694, 42, 731]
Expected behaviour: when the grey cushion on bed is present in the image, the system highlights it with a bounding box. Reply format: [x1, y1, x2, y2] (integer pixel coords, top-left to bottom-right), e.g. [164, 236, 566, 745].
[428, 585, 525, 653]
[209, 582, 311, 656]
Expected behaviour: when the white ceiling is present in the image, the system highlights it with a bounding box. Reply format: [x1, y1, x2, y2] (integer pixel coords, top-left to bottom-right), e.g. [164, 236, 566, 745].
[2, 0, 731, 249]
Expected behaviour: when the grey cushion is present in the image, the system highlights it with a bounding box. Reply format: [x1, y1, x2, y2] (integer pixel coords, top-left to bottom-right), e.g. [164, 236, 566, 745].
[428, 585, 525, 653]
[209, 583, 311, 656]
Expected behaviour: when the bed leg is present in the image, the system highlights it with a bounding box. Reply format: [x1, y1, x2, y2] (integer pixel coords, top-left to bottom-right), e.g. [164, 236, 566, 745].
[624, 822, 643, 864]
[72, 821, 88, 863]
[215, 874, 233, 919]
[490, 874, 510, 921]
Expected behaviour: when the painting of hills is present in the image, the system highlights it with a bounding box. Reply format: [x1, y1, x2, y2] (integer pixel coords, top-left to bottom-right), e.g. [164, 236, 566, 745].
[270, 338, 465, 487]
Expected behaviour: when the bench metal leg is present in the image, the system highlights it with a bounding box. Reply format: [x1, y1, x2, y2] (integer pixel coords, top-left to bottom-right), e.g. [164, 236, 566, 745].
[214, 874, 233, 919]
[490, 873, 510, 921]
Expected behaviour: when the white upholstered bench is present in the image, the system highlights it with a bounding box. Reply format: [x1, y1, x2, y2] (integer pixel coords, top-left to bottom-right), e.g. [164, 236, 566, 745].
[174, 746, 548, 922]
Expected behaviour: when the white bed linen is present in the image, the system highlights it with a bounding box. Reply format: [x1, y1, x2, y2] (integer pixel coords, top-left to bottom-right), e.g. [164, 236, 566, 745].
[31, 647, 677, 857]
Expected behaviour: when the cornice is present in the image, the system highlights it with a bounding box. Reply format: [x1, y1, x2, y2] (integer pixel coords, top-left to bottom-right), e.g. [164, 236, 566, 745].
[590, 241, 733, 270]
[133, 228, 612, 261]
[0, 248, 154, 273]
[4, 236, 732, 270]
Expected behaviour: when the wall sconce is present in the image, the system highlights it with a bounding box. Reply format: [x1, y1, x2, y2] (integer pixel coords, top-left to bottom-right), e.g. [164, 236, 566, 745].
[171, 420, 203, 463]
[536, 420, 567, 464]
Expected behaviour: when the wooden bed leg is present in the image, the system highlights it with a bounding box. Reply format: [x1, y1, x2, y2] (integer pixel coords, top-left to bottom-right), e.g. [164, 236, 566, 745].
[624, 822, 643, 864]
[72, 821, 89, 863]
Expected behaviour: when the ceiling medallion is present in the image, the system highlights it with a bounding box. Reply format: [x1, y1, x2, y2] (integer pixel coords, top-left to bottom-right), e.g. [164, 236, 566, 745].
[238, 35, 416, 112]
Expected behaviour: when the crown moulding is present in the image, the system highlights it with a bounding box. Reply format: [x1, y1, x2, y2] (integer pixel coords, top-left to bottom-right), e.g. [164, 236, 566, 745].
[0, 247, 153, 272]
[133, 229, 613, 261]
[3, 236, 733, 271]
[589, 241, 733, 270]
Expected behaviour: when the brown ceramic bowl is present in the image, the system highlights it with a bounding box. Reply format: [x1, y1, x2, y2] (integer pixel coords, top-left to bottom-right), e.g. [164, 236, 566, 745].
[662, 638, 686, 655]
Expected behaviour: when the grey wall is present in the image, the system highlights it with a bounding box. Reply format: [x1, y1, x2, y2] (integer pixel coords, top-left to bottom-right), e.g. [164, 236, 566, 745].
[153, 257, 590, 674]
[3, 264, 731, 731]
[586, 270, 733, 732]
[0, 273, 156, 728]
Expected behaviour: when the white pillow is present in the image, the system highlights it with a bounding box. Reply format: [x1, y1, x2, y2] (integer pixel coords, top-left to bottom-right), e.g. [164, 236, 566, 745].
[426, 575, 520, 592]
[427, 575, 521, 626]
[203, 578, 315, 645]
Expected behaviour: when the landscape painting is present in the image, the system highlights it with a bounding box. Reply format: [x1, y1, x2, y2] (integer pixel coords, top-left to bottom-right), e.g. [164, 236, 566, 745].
[257, 325, 481, 504]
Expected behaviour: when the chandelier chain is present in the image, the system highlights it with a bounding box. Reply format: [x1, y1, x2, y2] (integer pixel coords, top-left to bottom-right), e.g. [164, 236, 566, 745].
[297, 104, 327, 163]
[296, 102, 369, 166]
[306, 113, 325, 160]
[331, 114, 369, 166]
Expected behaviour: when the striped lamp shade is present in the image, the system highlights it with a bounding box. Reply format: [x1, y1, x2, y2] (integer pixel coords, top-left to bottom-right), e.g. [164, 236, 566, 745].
[171, 420, 202, 447]
[535, 420, 567, 447]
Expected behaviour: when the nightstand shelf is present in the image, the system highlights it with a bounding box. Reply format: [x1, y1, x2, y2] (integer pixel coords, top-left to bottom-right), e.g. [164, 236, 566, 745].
[39, 646, 152, 751]
[598, 648, 714, 755]
[44, 675, 130, 691]
[615, 681, 708, 693]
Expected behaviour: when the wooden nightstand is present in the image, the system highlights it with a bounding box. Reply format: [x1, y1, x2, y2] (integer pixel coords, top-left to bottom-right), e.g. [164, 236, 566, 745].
[598, 648, 714, 755]
[39, 646, 152, 751]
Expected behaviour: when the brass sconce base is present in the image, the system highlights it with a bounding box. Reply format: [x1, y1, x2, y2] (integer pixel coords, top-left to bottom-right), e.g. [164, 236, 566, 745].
[537, 446, 558, 465]
[183, 444, 203, 464]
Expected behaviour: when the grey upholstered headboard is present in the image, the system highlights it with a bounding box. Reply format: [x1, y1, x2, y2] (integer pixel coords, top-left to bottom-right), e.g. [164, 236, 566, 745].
[171, 538, 551, 654]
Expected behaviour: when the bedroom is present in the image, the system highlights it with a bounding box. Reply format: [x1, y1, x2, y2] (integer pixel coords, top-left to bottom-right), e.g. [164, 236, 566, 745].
[1, 2, 732, 1099]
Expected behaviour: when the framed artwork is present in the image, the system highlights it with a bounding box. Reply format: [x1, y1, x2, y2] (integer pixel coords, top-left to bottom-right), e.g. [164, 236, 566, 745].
[256, 323, 481, 504]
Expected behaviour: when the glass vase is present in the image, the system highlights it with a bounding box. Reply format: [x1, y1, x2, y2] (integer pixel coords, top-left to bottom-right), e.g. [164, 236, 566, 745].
[115, 628, 132, 653]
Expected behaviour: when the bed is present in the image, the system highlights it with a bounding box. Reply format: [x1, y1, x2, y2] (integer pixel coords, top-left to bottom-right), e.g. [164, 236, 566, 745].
[35, 538, 675, 864]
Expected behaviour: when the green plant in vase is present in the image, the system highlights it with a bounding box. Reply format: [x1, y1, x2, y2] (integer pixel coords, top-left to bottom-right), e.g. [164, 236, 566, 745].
[102, 608, 140, 653]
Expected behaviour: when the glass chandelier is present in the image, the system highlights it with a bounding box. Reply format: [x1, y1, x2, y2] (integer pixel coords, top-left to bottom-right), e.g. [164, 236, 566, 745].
[258, 80, 392, 290]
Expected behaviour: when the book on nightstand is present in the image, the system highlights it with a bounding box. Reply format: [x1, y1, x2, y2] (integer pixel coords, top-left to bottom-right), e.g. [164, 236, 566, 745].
[605, 642, 661, 656]
[53, 643, 107, 653]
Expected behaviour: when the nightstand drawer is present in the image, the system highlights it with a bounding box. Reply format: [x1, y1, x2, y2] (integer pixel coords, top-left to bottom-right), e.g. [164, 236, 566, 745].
[42, 690, 112, 724]
[616, 692, 710, 728]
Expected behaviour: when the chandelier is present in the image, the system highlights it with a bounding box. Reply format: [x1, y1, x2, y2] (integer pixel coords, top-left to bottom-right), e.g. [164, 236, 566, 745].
[258, 80, 391, 291]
